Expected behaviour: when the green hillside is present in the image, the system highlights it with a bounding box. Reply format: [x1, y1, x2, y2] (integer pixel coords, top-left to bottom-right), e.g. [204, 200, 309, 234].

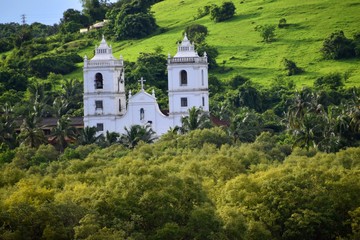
[78, 0, 360, 87]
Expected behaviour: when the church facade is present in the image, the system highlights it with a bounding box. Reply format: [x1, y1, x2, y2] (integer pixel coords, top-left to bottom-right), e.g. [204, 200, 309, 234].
[83, 35, 209, 136]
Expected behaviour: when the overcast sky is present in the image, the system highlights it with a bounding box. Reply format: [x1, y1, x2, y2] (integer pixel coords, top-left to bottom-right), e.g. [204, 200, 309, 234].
[1, 0, 98, 25]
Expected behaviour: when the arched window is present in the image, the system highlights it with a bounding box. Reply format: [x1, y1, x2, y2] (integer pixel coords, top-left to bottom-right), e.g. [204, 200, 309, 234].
[95, 73, 103, 89]
[119, 99, 122, 112]
[180, 70, 187, 86]
[140, 108, 145, 120]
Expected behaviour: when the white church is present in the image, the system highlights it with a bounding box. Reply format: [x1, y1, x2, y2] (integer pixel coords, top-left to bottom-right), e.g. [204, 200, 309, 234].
[83, 34, 209, 136]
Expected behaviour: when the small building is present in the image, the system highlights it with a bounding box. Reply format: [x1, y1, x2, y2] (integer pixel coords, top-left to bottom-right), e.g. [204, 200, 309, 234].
[83, 34, 209, 136]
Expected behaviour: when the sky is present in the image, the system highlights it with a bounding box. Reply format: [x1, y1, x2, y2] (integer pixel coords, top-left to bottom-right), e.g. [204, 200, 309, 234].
[0, 0, 84, 25]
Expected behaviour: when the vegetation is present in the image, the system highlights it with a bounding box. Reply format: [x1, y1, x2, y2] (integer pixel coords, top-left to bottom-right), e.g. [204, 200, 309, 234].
[210, 2, 236, 23]
[283, 58, 303, 76]
[321, 30, 358, 60]
[0, 1, 360, 238]
[255, 24, 276, 43]
[0, 128, 360, 239]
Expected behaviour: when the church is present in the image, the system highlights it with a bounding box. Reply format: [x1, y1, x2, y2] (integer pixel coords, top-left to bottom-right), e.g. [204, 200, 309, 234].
[83, 34, 209, 136]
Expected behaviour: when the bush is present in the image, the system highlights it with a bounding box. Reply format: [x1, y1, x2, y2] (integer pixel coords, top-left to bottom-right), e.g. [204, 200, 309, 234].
[196, 43, 219, 69]
[255, 25, 276, 43]
[116, 13, 157, 39]
[28, 53, 82, 78]
[321, 31, 356, 59]
[278, 18, 287, 28]
[184, 24, 208, 44]
[314, 73, 344, 91]
[210, 2, 236, 22]
[283, 58, 303, 76]
[195, 5, 213, 19]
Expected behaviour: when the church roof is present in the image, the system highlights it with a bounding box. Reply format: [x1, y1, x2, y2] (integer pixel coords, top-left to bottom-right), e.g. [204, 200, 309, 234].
[91, 35, 116, 60]
[174, 33, 199, 58]
[128, 89, 157, 104]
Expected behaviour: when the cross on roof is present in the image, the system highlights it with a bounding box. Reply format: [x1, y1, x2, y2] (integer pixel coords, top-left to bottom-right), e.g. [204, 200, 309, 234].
[138, 77, 146, 90]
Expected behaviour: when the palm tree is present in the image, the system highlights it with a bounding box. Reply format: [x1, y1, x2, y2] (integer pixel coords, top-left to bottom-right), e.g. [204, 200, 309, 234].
[0, 103, 17, 149]
[18, 113, 46, 148]
[50, 117, 78, 152]
[77, 126, 102, 145]
[181, 107, 212, 133]
[228, 109, 262, 143]
[120, 125, 156, 148]
[105, 131, 120, 145]
[52, 96, 70, 118]
[61, 79, 83, 111]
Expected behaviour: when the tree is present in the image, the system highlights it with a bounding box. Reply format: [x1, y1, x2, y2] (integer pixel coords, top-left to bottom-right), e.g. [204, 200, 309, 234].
[0, 103, 17, 149]
[50, 117, 78, 152]
[116, 12, 157, 40]
[283, 58, 303, 76]
[255, 24, 276, 43]
[210, 2, 236, 22]
[228, 108, 263, 143]
[196, 43, 219, 69]
[78, 126, 102, 145]
[61, 8, 89, 27]
[184, 24, 208, 44]
[181, 107, 212, 133]
[81, 0, 108, 24]
[18, 113, 46, 148]
[314, 73, 344, 91]
[321, 30, 356, 59]
[120, 125, 156, 148]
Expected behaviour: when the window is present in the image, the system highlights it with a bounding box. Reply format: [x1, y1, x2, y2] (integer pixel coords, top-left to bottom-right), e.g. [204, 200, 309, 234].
[140, 108, 145, 120]
[96, 123, 104, 131]
[95, 73, 103, 89]
[201, 70, 204, 86]
[181, 97, 188, 107]
[95, 100, 103, 109]
[119, 99, 122, 112]
[180, 70, 187, 86]
[202, 97, 205, 106]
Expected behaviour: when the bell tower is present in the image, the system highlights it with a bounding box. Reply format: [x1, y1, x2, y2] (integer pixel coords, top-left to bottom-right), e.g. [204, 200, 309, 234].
[167, 34, 209, 126]
[83, 36, 126, 134]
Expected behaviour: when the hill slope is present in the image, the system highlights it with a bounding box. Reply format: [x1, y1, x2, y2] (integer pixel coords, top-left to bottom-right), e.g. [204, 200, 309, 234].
[78, 0, 360, 87]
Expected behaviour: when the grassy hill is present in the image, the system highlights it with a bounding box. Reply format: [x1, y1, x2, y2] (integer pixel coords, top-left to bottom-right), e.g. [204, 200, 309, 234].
[75, 0, 360, 87]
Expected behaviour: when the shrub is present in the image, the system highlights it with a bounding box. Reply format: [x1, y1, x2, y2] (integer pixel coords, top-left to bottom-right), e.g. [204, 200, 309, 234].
[321, 31, 356, 59]
[255, 24, 276, 42]
[195, 5, 213, 19]
[116, 13, 157, 39]
[283, 58, 303, 76]
[210, 2, 236, 22]
[184, 24, 208, 44]
[314, 73, 344, 91]
[278, 18, 287, 28]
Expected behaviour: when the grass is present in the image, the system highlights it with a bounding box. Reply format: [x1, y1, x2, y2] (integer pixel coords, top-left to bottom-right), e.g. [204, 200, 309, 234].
[73, 0, 360, 87]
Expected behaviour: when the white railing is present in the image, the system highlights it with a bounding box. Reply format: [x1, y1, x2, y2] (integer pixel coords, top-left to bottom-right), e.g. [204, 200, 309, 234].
[168, 57, 207, 64]
[84, 60, 123, 67]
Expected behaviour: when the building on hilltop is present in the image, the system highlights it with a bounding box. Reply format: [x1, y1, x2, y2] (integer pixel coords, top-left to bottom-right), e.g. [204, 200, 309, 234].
[83, 34, 209, 136]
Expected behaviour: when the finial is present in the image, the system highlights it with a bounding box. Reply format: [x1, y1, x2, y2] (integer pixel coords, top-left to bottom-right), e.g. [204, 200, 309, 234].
[129, 90, 132, 98]
[102, 34, 105, 41]
[204, 51, 207, 57]
[168, 53, 171, 58]
[183, 32, 190, 42]
[84, 55, 88, 60]
[152, 89, 155, 97]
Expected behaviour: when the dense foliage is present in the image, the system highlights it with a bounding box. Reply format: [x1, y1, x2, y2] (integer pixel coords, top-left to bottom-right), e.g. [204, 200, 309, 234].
[321, 30, 359, 60]
[0, 1, 360, 238]
[0, 129, 360, 239]
[210, 2, 236, 23]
